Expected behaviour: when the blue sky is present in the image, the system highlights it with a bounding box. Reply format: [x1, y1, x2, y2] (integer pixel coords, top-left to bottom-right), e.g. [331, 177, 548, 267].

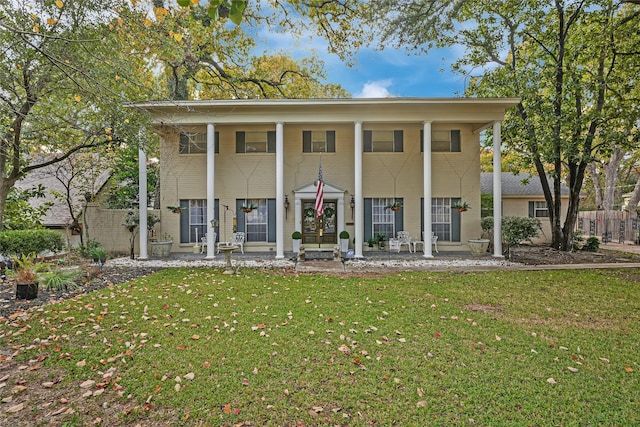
[256, 27, 468, 98]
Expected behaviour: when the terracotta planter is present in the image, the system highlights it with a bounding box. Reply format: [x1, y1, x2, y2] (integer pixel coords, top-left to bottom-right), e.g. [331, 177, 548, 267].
[16, 283, 38, 300]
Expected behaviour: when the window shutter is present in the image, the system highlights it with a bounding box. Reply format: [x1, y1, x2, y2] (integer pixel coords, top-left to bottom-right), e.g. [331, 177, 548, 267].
[268, 199, 276, 242]
[528, 201, 535, 218]
[213, 199, 219, 242]
[363, 130, 373, 152]
[267, 131, 276, 153]
[450, 130, 461, 152]
[235, 131, 245, 153]
[451, 197, 461, 242]
[303, 131, 312, 152]
[394, 198, 403, 234]
[420, 130, 423, 153]
[327, 131, 336, 152]
[179, 199, 189, 243]
[364, 198, 372, 241]
[215, 131, 220, 154]
[236, 199, 245, 233]
[394, 130, 403, 152]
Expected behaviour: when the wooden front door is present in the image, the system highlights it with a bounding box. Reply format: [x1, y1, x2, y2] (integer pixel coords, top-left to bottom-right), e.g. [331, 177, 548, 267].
[302, 200, 337, 245]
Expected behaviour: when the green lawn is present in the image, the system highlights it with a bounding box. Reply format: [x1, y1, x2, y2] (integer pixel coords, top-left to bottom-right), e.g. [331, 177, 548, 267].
[1, 267, 639, 426]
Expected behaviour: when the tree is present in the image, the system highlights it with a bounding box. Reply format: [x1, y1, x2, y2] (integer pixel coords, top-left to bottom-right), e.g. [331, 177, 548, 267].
[0, 0, 153, 229]
[360, 0, 640, 250]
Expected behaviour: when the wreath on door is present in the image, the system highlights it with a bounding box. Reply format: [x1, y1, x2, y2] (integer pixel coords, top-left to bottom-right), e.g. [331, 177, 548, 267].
[323, 207, 335, 218]
[304, 207, 315, 218]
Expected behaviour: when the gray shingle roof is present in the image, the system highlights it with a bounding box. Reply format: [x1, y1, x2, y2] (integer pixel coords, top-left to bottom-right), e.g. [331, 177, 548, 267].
[481, 172, 570, 196]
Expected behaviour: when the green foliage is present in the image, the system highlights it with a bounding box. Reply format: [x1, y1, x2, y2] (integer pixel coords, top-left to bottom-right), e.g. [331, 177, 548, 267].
[105, 143, 159, 209]
[339, 230, 349, 239]
[291, 231, 302, 239]
[13, 253, 52, 284]
[78, 239, 102, 259]
[0, 230, 64, 257]
[482, 216, 542, 256]
[583, 237, 600, 252]
[3, 185, 52, 230]
[40, 269, 81, 291]
[89, 246, 108, 261]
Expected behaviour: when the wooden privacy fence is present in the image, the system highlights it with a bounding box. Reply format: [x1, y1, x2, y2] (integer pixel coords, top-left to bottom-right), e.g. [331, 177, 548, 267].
[576, 210, 640, 245]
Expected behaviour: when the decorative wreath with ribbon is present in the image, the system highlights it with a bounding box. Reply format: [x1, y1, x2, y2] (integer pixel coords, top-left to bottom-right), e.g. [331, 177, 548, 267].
[304, 207, 315, 218]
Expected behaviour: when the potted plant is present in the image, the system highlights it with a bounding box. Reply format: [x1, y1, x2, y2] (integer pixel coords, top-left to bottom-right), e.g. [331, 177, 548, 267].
[386, 200, 403, 211]
[339, 230, 350, 252]
[14, 254, 51, 300]
[376, 232, 386, 249]
[167, 204, 185, 214]
[89, 246, 108, 265]
[453, 201, 471, 212]
[241, 202, 257, 213]
[292, 230, 302, 253]
[366, 237, 377, 249]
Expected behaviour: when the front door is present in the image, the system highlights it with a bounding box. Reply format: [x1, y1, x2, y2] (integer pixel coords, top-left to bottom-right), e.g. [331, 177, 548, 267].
[302, 199, 337, 245]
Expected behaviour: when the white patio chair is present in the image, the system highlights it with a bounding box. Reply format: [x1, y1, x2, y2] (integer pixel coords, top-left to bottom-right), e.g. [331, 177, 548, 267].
[412, 232, 439, 253]
[397, 231, 413, 253]
[218, 231, 245, 254]
[388, 237, 401, 252]
[201, 232, 216, 254]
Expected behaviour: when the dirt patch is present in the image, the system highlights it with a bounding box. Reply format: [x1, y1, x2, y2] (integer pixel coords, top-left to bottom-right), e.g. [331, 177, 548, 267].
[463, 303, 504, 313]
[508, 245, 640, 265]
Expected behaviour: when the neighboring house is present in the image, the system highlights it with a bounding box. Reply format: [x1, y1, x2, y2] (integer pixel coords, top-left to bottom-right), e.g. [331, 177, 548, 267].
[135, 98, 518, 258]
[480, 172, 570, 244]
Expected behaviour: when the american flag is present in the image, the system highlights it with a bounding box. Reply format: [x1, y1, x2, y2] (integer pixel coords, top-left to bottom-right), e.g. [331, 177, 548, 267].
[315, 161, 324, 218]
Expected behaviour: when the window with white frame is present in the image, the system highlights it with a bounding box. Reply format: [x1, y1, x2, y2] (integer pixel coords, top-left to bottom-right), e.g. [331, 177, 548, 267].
[179, 132, 219, 154]
[303, 130, 335, 153]
[432, 198, 452, 241]
[372, 198, 395, 239]
[364, 130, 403, 152]
[421, 130, 461, 152]
[188, 199, 207, 243]
[532, 201, 549, 217]
[245, 199, 268, 242]
[236, 131, 275, 153]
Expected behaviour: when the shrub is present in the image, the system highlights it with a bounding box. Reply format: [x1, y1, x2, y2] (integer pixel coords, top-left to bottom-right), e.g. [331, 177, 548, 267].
[79, 239, 102, 259]
[40, 269, 81, 291]
[292, 231, 302, 239]
[582, 236, 600, 252]
[482, 216, 542, 257]
[339, 230, 350, 239]
[0, 229, 64, 257]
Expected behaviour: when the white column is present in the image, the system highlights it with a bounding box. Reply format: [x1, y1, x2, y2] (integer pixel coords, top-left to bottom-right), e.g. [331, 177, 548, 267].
[206, 123, 216, 259]
[423, 121, 433, 258]
[492, 121, 503, 257]
[275, 122, 285, 259]
[138, 143, 148, 260]
[354, 121, 363, 258]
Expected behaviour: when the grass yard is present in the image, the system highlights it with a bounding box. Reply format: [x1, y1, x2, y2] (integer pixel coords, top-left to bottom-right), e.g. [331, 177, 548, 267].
[0, 267, 639, 426]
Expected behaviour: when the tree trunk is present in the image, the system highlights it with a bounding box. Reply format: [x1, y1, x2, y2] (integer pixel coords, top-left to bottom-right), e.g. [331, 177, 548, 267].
[603, 147, 623, 210]
[587, 162, 603, 209]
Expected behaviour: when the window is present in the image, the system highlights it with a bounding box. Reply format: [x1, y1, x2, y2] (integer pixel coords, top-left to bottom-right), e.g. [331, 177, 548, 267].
[529, 201, 549, 218]
[432, 198, 452, 241]
[364, 130, 403, 152]
[303, 131, 336, 153]
[372, 198, 396, 238]
[244, 199, 268, 242]
[178, 199, 206, 244]
[236, 131, 276, 153]
[420, 130, 461, 152]
[179, 132, 219, 154]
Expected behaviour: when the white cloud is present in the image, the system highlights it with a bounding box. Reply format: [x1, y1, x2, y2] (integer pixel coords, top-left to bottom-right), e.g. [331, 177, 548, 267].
[355, 80, 394, 98]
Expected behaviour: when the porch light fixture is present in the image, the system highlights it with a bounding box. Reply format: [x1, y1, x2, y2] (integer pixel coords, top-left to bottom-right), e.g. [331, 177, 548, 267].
[284, 195, 290, 219]
[350, 195, 355, 218]
[210, 218, 219, 228]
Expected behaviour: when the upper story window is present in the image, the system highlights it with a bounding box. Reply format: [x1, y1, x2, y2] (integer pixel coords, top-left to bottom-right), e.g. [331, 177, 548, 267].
[179, 132, 219, 154]
[303, 131, 336, 153]
[236, 131, 276, 153]
[364, 130, 404, 153]
[420, 130, 461, 152]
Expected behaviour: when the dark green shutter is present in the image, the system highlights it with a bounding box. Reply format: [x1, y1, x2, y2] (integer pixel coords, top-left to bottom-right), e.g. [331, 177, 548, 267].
[268, 199, 276, 242]
[303, 131, 311, 152]
[236, 131, 245, 153]
[267, 131, 276, 153]
[179, 199, 189, 243]
[214, 199, 219, 242]
[451, 130, 461, 152]
[420, 130, 423, 153]
[236, 199, 245, 233]
[327, 131, 336, 152]
[394, 198, 403, 234]
[528, 201, 535, 218]
[394, 130, 403, 152]
[420, 197, 424, 235]
[364, 198, 372, 241]
[215, 131, 220, 154]
[451, 197, 461, 242]
[364, 130, 373, 152]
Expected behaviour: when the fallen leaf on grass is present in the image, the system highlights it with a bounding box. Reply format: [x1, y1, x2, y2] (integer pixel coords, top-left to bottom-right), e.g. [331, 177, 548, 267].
[567, 367, 579, 373]
[6, 403, 24, 413]
[547, 378, 557, 384]
[625, 366, 634, 373]
[223, 403, 232, 414]
[417, 400, 427, 408]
